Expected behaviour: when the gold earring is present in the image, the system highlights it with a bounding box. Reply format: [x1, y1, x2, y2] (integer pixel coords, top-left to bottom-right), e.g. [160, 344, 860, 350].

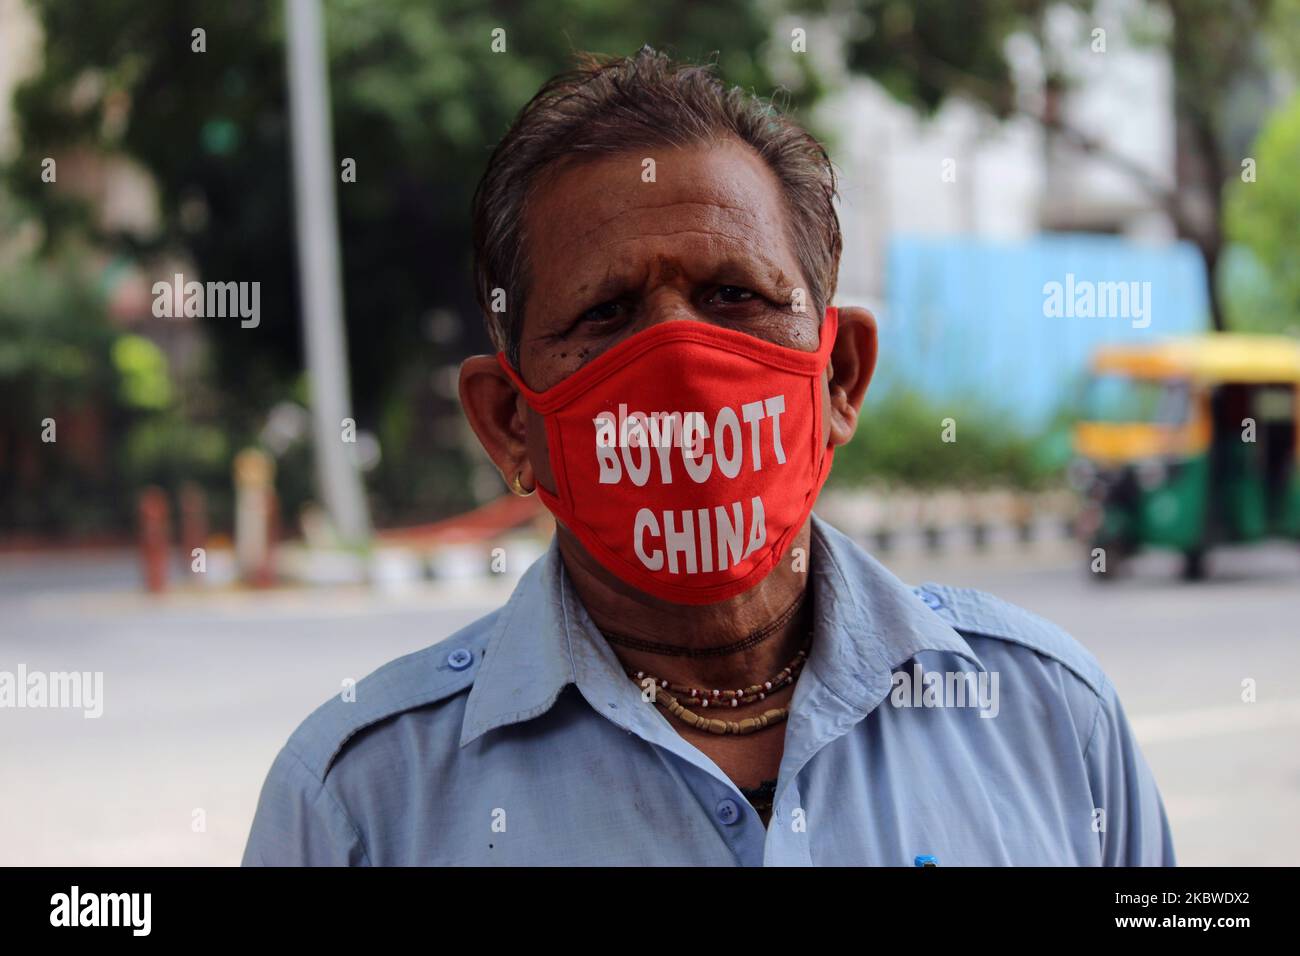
[511, 471, 535, 497]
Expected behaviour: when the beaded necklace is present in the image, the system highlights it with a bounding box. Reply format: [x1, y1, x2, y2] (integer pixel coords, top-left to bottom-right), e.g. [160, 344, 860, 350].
[627, 638, 811, 736]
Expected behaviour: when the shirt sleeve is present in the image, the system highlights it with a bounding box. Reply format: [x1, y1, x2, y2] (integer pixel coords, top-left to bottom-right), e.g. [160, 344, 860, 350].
[242, 746, 371, 866]
[1083, 677, 1176, 866]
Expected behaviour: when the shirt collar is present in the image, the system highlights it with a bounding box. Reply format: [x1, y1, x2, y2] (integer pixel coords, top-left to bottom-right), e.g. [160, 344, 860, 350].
[458, 515, 984, 747]
[458, 542, 576, 747]
[801, 516, 985, 713]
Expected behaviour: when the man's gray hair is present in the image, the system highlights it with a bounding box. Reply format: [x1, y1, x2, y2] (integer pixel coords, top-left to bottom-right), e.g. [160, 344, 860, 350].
[472, 46, 842, 367]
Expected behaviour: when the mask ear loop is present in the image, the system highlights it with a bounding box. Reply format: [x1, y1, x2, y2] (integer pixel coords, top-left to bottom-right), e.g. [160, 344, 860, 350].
[813, 306, 838, 486]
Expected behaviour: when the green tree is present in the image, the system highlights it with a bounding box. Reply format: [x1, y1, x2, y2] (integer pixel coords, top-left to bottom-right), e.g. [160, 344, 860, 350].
[1224, 92, 1300, 334]
[6, 0, 818, 523]
[0, 246, 119, 533]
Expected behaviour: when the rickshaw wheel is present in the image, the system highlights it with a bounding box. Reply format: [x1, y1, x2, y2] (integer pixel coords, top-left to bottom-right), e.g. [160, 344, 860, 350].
[1180, 549, 1207, 581]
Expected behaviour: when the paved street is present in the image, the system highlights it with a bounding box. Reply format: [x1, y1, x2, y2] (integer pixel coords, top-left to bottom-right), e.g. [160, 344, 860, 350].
[1, 534, 1297, 866]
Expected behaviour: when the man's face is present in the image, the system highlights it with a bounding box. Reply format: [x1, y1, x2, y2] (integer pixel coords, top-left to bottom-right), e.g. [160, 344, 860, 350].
[516, 138, 821, 388]
[514, 138, 828, 494]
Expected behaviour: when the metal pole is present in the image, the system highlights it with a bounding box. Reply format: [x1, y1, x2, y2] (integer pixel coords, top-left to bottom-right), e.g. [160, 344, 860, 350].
[284, 0, 371, 544]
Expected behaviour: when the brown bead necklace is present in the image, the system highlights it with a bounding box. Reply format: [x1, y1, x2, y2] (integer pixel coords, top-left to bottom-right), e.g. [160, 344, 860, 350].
[627, 638, 811, 736]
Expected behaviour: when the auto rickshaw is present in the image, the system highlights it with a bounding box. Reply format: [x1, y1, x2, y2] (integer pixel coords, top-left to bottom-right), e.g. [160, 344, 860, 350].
[1071, 334, 1300, 579]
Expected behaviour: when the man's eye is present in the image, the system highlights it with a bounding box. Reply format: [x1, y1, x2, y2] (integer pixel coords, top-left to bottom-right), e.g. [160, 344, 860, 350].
[712, 285, 757, 304]
[578, 301, 626, 326]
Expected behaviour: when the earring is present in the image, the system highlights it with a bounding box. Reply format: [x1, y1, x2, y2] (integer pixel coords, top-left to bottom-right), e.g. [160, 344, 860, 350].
[511, 471, 535, 497]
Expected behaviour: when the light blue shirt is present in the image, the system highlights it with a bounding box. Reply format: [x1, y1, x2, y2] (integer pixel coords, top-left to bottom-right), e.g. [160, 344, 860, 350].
[243, 516, 1174, 866]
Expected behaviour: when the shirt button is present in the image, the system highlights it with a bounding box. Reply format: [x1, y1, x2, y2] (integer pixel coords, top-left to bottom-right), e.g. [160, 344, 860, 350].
[914, 587, 944, 611]
[447, 648, 474, 671]
[715, 798, 742, 826]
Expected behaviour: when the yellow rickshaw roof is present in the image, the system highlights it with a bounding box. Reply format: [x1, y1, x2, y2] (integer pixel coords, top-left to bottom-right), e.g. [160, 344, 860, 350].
[1090, 334, 1300, 384]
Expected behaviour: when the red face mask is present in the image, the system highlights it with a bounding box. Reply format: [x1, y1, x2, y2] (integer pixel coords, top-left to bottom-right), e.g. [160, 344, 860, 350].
[498, 307, 838, 605]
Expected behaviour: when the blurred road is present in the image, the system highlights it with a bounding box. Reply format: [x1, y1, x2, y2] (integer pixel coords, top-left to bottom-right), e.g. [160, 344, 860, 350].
[1, 534, 1297, 866]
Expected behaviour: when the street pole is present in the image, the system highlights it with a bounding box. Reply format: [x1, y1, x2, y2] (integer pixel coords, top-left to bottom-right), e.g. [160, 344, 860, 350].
[284, 0, 371, 544]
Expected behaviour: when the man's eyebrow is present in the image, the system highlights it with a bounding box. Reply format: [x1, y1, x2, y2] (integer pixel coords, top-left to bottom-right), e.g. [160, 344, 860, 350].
[578, 254, 789, 301]
[548, 262, 650, 321]
[572, 274, 635, 310]
[550, 252, 796, 319]
[709, 256, 794, 293]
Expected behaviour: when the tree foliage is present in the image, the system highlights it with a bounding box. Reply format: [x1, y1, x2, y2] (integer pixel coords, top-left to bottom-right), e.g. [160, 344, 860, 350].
[7, 0, 811, 522]
[1224, 92, 1300, 334]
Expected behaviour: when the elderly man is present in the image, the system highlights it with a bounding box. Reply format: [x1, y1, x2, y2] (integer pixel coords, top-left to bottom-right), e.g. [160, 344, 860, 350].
[244, 48, 1174, 866]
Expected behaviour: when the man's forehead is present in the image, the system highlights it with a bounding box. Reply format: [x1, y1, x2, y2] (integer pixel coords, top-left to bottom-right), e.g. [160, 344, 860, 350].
[523, 142, 798, 290]
[520, 140, 800, 310]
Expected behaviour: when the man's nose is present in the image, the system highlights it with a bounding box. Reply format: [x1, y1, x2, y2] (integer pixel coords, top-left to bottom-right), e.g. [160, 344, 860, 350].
[638, 288, 708, 331]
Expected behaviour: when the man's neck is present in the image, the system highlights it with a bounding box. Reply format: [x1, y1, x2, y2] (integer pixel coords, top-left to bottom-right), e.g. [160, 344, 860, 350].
[556, 521, 815, 690]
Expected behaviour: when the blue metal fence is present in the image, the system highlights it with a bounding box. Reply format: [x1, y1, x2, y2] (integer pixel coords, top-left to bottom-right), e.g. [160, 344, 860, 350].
[879, 233, 1210, 428]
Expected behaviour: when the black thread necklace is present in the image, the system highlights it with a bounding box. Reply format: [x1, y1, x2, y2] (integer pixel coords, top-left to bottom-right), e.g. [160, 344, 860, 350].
[599, 588, 808, 658]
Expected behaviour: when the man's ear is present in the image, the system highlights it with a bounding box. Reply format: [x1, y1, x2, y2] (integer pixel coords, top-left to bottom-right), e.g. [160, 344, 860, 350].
[826, 306, 878, 447]
[459, 356, 534, 493]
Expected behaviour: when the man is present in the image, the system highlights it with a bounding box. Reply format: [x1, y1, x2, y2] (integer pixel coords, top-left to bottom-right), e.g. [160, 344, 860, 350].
[244, 47, 1174, 866]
